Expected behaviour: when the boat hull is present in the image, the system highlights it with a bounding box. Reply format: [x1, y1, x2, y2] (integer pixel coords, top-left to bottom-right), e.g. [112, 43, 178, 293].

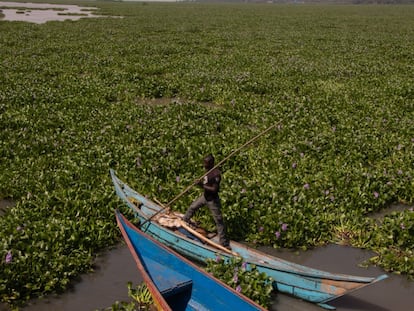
[116, 210, 266, 310]
[110, 169, 388, 309]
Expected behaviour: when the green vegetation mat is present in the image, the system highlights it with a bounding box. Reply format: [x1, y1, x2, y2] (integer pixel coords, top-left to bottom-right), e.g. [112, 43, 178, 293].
[0, 1, 413, 307]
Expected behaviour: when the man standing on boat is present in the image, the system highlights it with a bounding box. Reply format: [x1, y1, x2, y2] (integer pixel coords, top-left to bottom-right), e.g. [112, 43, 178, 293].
[183, 154, 231, 249]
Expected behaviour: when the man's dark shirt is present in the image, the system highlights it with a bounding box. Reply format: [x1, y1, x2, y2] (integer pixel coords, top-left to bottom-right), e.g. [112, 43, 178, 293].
[203, 168, 221, 201]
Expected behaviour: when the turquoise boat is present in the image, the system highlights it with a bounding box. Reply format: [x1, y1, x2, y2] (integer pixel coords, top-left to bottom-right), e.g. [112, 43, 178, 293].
[116, 210, 266, 310]
[110, 169, 388, 310]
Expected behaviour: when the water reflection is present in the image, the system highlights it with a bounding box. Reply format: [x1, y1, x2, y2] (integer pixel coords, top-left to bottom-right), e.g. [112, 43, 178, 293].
[0, 2, 110, 24]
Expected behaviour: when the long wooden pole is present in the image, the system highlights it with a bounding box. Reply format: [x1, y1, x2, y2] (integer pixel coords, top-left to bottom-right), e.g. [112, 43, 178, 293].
[141, 122, 278, 226]
[167, 122, 278, 207]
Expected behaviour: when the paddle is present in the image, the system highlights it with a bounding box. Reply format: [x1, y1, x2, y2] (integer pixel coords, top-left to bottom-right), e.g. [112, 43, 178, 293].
[140, 122, 279, 227]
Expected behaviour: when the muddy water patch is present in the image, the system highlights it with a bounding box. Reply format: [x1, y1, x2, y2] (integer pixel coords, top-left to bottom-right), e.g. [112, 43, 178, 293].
[370, 203, 413, 221]
[0, 198, 15, 216]
[0, 2, 117, 24]
[19, 242, 413, 311]
[263, 244, 414, 311]
[22, 244, 141, 311]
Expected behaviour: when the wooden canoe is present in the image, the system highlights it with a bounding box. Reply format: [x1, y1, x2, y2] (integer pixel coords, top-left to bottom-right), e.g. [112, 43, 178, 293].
[110, 169, 388, 310]
[116, 210, 266, 311]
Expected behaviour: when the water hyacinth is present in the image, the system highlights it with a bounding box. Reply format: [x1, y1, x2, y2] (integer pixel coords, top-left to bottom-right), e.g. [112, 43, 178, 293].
[5, 251, 12, 264]
[275, 231, 281, 239]
[206, 257, 272, 307]
[281, 223, 288, 231]
[304, 183, 310, 190]
[233, 272, 239, 283]
[373, 191, 379, 199]
[1, 3, 413, 306]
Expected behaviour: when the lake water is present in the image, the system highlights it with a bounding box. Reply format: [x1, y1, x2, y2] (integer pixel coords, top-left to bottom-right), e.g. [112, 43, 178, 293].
[15, 242, 413, 311]
[0, 5, 412, 303]
[1, 197, 412, 310]
[0, 2, 110, 24]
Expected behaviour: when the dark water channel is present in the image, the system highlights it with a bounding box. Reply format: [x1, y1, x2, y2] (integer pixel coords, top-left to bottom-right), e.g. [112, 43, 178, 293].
[16, 243, 413, 311]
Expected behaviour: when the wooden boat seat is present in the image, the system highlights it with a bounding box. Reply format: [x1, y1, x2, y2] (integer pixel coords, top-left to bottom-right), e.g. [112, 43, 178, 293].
[145, 257, 193, 298]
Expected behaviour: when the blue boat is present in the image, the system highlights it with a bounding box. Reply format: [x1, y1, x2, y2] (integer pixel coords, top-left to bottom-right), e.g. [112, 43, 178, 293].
[116, 210, 266, 311]
[111, 169, 388, 310]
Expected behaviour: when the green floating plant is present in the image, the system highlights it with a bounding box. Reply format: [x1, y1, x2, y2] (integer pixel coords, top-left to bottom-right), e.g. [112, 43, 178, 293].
[205, 256, 273, 308]
[107, 282, 154, 311]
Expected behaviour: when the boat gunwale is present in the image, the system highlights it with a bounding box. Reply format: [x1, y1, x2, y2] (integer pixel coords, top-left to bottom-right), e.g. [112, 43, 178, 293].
[110, 169, 388, 307]
[116, 210, 267, 311]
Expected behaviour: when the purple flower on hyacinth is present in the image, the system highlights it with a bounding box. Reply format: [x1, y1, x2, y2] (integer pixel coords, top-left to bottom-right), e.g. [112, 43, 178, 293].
[241, 188, 246, 194]
[215, 255, 222, 263]
[275, 231, 281, 239]
[233, 273, 239, 283]
[292, 162, 297, 169]
[397, 144, 402, 151]
[281, 223, 288, 231]
[5, 251, 12, 264]
[304, 183, 310, 190]
[330, 195, 335, 202]
[259, 226, 264, 232]
[398, 170, 403, 175]
[300, 152, 304, 158]
[17, 226, 22, 231]
[373, 191, 379, 199]
[241, 262, 247, 270]
[176, 176, 180, 183]
[236, 285, 242, 293]
[400, 223, 405, 230]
